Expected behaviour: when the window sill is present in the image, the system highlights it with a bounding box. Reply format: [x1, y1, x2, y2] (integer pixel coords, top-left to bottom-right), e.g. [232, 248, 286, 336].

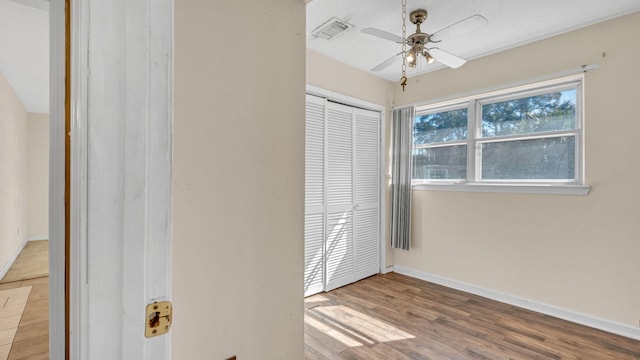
[412, 183, 591, 196]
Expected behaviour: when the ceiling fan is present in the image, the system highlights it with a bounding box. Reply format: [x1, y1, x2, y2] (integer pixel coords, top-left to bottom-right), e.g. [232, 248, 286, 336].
[362, 9, 487, 72]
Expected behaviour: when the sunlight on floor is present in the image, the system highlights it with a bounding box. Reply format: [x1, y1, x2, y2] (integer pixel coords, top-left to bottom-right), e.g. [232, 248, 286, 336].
[0, 286, 32, 360]
[304, 294, 332, 310]
[305, 313, 364, 347]
[304, 294, 330, 303]
[305, 304, 414, 348]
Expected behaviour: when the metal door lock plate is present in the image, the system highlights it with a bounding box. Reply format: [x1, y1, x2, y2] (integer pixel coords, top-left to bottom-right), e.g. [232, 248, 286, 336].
[145, 301, 172, 338]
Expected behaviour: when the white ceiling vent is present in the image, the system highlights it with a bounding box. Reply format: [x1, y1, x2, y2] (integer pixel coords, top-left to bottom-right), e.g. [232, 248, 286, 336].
[311, 17, 353, 40]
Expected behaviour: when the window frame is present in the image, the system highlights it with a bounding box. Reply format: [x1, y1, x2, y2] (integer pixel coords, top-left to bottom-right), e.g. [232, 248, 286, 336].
[412, 74, 590, 195]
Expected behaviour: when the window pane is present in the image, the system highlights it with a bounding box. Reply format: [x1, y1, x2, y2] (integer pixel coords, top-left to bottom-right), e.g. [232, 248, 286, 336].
[482, 89, 576, 137]
[481, 136, 575, 180]
[413, 146, 467, 180]
[414, 108, 468, 145]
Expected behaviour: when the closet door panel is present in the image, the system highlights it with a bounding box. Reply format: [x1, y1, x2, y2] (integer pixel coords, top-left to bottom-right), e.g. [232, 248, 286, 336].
[354, 109, 380, 210]
[304, 95, 325, 296]
[354, 109, 380, 279]
[304, 213, 325, 296]
[325, 102, 355, 291]
[305, 95, 325, 212]
[325, 211, 353, 290]
[326, 104, 353, 213]
[354, 207, 379, 278]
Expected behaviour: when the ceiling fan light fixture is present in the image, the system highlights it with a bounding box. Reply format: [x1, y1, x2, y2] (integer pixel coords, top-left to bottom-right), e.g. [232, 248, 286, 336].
[423, 50, 434, 64]
[406, 49, 417, 67]
[405, 50, 414, 63]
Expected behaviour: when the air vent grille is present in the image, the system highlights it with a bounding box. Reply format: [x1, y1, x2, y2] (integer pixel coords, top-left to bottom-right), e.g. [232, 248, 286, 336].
[311, 17, 353, 40]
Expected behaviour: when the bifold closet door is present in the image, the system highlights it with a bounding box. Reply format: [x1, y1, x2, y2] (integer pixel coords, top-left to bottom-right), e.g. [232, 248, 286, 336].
[304, 95, 381, 296]
[354, 108, 380, 280]
[325, 102, 355, 291]
[304, 94, 325, 296]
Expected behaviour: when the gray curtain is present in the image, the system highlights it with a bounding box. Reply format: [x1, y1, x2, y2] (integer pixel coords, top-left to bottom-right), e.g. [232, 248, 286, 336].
[391, 106, 414, 250]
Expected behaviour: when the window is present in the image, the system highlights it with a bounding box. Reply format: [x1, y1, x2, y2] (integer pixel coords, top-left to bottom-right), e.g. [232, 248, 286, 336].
[412, 75, 588, 194]
[413, 105, 468, 181]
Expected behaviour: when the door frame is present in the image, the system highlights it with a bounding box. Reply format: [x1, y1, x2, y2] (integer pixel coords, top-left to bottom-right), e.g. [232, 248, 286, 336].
[49, 0, 66, 358]
[50, 0, 174, 358]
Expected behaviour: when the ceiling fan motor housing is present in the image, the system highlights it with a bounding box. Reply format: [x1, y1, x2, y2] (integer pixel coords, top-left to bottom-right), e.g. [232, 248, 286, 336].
[410, 9, 428, 25]
[407, 9, 431, 46]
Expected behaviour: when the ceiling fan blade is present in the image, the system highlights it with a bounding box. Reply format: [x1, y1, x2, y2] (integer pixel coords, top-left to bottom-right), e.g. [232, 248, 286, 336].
[430, 48, 467, 68]
[430, 14, 487, 42]
[361, 27, 405, 44]
[370, 52, 403, 72]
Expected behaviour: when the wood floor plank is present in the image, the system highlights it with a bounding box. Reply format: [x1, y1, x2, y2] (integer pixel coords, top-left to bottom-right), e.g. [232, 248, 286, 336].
[12, 320, 48, 343]
[0, 284, 20, 292]
[15, 299, 47, 328]
[304, 272, 640, 359]
[0, 344, 10, 360]
[344, 342, 415, 360]
[7, 334, 48, 360]
[17, 279, 47, 304]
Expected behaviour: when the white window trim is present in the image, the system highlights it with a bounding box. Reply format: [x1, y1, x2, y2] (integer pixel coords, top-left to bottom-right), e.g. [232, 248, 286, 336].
[413, 182, 590, 195]
[412, 74, 591, 196]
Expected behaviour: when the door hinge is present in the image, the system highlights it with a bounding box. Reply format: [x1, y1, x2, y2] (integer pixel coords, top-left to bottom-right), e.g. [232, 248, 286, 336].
[145, 301, 172, 338]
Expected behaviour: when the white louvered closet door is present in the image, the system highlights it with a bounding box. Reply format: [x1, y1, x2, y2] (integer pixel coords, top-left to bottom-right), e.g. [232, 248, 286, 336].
[325, 101, 355, 291]
[304, 94, 326, 296]
[354, 108, 380, 280]
[304, 94, 381, 296]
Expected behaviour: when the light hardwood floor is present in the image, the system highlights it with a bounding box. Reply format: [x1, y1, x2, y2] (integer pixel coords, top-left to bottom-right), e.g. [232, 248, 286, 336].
[0, 286, 31, 360]
[0, 240, 49, 360]
[0, 277, 48, 360]
[305, 272, 640, 359]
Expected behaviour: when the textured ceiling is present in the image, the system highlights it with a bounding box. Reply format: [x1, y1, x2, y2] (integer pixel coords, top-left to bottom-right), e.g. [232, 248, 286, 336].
[307, 0, 640, 81]
[2, 1, 639, 112]
[0, 0, 49, 113]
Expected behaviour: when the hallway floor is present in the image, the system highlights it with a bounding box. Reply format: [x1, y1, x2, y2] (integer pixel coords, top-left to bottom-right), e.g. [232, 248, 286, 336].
[0, 241, 48, 360]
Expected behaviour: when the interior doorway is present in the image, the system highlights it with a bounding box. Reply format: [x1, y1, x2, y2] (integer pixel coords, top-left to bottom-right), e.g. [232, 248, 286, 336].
[0, 0, 53, 358]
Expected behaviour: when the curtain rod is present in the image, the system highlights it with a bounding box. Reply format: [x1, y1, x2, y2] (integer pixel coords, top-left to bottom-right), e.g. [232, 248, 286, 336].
[391, 64, 599, 110]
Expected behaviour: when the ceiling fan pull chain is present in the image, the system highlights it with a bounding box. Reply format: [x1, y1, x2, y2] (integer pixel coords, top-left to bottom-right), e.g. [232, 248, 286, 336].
[401, 0, 407, 91]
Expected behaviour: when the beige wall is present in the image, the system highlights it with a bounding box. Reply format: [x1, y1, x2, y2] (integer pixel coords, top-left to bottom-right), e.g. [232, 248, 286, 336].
[0, 71, 29, 271]
[173, 1, 305, 359]
[306, 49, 396, 267]
[392, 12, 640, 327]
[307, 49, 392, 107]
[27, 113, 49, 237]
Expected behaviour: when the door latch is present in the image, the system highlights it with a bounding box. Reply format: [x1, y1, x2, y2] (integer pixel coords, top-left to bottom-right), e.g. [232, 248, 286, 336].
[145, 301, 172, 338]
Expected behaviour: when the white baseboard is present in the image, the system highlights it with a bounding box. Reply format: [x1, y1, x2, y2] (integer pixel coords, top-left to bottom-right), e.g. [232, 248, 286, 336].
[0, 237, 30, 281]
[26, 234, 49, 241]
[383, 266, 394, 274]
[393, 265, 640, 341]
